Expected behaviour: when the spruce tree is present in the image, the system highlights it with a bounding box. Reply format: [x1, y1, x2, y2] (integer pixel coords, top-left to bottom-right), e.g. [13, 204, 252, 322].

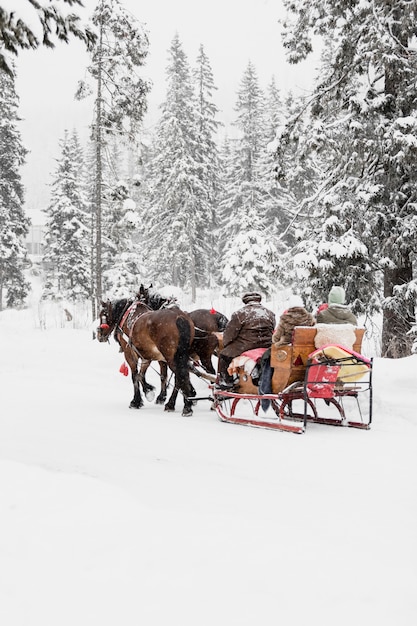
[0, 0, 96, 75]
[142, 34, 202, 295]
[192, 44, 222, 289]
[220, 62, 275, 296]
[281, 0, 417, 356]
[76, 0, 150, 314]
[101, 137, 146, 297]
[0, 66, 30, 310]
[42, 130, 91, 301]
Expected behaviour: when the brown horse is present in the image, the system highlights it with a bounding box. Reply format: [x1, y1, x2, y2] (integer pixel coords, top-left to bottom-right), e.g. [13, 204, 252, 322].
[137, 284, 228, 374]
[97, 298, 196, 416]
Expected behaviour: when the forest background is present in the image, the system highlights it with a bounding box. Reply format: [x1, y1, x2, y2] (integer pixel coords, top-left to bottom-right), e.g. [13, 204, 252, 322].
[1, 0, 417, 359]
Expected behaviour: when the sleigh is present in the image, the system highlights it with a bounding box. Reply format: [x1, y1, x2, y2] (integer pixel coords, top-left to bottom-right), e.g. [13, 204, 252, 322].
[211, 326, 373, 434]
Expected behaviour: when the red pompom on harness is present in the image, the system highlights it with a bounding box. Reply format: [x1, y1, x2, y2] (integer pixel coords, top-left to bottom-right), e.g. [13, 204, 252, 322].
[210, 307, 217, 314]
[119, 362, 129, 376]
[100, 323, 110, 330]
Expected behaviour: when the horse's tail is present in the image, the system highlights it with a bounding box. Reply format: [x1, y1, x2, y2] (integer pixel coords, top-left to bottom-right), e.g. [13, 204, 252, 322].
[174, 316, 194, 390]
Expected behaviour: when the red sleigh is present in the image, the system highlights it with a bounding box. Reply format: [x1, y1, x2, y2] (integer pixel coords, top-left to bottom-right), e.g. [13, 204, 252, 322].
[210, 327, 372, 434]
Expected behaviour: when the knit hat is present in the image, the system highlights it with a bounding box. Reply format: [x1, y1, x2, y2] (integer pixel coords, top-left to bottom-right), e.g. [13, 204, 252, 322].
[328, 286, 346, 305]
[286, 294, 304, 309]
[242, 292, 262, 304]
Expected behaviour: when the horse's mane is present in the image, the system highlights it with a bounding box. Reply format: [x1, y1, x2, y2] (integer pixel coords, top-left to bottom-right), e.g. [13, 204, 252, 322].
[111, 298, 133, 325]
[146, 291, 179, 311]
[214, 311, 228, 331]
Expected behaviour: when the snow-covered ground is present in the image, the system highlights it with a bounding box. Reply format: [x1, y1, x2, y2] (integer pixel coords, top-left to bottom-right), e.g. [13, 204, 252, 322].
[1, 285, 416, 625]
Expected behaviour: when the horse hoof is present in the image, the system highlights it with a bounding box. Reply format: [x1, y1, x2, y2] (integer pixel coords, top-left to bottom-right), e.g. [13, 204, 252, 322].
[155, 396, 166, 405]
[164, 405, 175, 412]
[145, 390, 155, 402]
[129, 402, 143, 409]
[182, 408, 193, 417]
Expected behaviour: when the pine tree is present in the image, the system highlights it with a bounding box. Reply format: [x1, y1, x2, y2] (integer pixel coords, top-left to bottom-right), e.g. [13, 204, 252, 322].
[42, 130, 91, 301]
[0, 66, 30, 310]
[101, 137, 146, 297]
[281, 0, 417, 356]
[220, 62, 275, 296]
[192, 45, 222, 289]
[76, 0, 150, 314]
[0, 0, 96, 75]
[258, 77, 292, 281]
[142, 34, 202, 296]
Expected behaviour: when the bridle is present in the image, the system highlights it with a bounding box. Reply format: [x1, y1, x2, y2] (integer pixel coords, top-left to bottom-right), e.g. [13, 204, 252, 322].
[97, 301, 115, 342]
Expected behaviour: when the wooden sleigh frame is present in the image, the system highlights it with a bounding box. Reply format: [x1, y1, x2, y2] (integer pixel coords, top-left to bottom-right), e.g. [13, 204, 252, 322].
[211, 326, 373, 434]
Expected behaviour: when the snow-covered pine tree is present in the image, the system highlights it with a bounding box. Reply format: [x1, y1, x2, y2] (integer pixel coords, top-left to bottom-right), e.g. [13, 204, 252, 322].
[101, 136, 146, 298]
[76, 0, 150, 314]
[281, 0, 417, 356]
[0, 65, 30, 310]
[220, 62, 275, 296]
[142, 34, 203, 298]
[192, 44, 222, 289]
[42, 130, 91, 302]
[0, 0, 96, 75]
[276, 61, 377, 314]
[257, 77, 293, 283]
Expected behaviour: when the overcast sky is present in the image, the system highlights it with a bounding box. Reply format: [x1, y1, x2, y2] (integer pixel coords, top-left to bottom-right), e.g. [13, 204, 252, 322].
[15, 0, 317, 214]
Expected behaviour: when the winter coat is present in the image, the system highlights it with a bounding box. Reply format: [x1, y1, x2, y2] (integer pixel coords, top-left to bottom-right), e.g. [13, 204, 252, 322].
[221, 302, 276, 358]
[316, 304, 357, 325]
[272, 306, 315, 346]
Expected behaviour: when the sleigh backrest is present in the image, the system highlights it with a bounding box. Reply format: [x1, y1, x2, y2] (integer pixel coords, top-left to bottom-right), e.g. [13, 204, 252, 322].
[271, 326, 365, 393]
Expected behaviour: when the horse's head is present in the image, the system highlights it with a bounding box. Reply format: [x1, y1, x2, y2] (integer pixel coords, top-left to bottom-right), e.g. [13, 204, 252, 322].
[97, 298, 134, 343]
[97, 300, 114, 342]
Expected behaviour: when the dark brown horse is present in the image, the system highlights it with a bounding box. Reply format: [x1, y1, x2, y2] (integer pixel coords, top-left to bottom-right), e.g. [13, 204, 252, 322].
[137, 284, 228, 374]
[97, 298, 196, 416]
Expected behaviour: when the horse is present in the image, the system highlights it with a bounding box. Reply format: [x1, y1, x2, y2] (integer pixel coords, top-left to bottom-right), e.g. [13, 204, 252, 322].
[137, 284, 228, 374]
[97, 298, 196, 416]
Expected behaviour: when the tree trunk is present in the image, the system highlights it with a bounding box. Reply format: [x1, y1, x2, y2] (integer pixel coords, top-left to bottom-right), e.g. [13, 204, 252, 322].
[0, 268, 3, 311]
[381, 15, 415, 357]
[94, 18, 104, 310]
[381, 263, 414, 358]
[191, 254, 196, 303]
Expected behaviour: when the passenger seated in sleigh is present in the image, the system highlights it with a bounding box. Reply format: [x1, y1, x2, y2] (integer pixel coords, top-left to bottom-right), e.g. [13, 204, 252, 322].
[217, 291, 275, 389]
[257, 294, 315, 399]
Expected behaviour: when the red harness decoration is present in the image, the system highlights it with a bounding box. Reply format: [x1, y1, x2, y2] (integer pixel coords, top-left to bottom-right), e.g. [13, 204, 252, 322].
[119, 362, 129, 376]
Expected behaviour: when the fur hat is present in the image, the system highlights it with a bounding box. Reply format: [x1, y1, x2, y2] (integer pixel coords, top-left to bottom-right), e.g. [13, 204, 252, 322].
[242, 292, 262, 304]
[328, 286, 346, 305]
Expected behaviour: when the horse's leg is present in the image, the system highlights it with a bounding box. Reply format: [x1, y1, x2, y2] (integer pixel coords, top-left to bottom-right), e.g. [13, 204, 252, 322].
[173, 373, 195, 416]
[138, 360, 156, 402]
[171, 317, 197, 416]
[124, 351, 143, 409]
[164, 385, 179, 411]
[156, 362, 169, 404]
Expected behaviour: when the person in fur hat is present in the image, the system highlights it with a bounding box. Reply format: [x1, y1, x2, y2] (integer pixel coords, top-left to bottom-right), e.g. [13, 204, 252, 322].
[272, 295, 315, 346]
[217, 292, 275, 386]
[258, 294, 315, 409]
[316, 286, 357, 325]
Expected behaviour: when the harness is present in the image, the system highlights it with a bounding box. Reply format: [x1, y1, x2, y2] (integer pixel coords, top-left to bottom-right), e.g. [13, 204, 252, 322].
[113, 301, 151, 361]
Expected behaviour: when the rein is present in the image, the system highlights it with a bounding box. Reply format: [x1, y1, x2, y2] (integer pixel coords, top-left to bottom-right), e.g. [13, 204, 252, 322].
[193, 325, 211, 338]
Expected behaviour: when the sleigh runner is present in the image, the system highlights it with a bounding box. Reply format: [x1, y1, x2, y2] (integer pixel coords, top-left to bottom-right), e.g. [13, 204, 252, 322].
[210, 326, 373, 434]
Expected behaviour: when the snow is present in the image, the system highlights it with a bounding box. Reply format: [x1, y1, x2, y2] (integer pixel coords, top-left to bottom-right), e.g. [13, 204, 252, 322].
[1, 282, 417, 625]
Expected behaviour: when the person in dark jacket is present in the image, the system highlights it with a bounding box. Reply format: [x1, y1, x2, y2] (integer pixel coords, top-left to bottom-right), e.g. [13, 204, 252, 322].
[217, 292, 276, 386]
[316, 286, 357, 325]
